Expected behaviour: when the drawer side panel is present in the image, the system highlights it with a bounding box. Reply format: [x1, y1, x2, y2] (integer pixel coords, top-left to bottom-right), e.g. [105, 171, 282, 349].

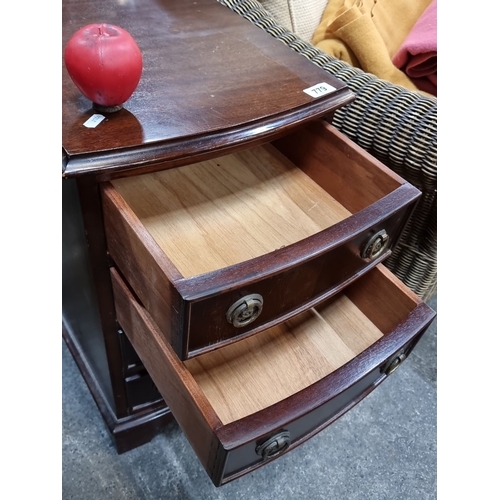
[101, 183, 185, 356]
[110, 268, 223, 474]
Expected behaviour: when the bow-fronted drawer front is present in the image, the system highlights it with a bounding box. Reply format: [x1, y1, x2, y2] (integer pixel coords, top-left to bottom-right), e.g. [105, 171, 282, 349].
[102, 120, 420, 359]
[110, 264, 435, 486]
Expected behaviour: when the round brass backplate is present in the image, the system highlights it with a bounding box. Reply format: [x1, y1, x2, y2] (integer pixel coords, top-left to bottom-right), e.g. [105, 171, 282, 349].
[226, 293, 264, 328]
[255, 430, 291, 461]
[385, 353, 407, 375]
[361, 229, 390, 260]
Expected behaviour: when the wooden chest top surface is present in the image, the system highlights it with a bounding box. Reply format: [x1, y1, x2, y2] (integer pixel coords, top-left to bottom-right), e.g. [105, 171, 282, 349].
[62, 0, 353, 178]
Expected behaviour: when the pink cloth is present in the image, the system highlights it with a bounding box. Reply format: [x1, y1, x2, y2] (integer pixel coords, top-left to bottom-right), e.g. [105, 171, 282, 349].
[392, 0, 437, 96]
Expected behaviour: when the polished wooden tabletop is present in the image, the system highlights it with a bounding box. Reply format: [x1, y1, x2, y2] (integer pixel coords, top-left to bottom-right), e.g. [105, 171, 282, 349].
[62, 0, 354, 178]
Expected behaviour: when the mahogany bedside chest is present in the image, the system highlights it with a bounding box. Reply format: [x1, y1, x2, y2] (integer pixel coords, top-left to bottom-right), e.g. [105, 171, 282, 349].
[62, 0, 436, 486]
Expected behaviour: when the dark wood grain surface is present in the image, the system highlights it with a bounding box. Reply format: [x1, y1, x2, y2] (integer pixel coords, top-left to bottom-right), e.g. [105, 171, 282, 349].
[62, 179, 173, 452]
[62, 0, 354, 177]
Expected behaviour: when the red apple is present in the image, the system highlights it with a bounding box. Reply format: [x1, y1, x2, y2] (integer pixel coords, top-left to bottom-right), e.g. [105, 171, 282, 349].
[64, 24, 143, 111]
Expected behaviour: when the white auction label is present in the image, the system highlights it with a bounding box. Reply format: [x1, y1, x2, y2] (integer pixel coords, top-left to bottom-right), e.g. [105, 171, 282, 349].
[303, 82, 336, 98]
[83, 114, 106, 128]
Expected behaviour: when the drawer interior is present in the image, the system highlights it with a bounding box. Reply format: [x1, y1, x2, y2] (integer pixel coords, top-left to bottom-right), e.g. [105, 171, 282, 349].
[183, 265, 418, 425]
[110, 121, 402, 279]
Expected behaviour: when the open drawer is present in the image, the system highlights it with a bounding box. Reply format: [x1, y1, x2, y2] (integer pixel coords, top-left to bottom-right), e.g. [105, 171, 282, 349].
[102, 120, 421, 359]
[110, 264, 435, 486]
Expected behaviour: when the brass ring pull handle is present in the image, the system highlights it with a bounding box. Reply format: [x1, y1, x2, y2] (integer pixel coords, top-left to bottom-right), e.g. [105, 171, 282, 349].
[226, 294, 264, 328]
[255, 431, 291, 461]
[361, 229, 390, 260]
[384, 353, 407, 375]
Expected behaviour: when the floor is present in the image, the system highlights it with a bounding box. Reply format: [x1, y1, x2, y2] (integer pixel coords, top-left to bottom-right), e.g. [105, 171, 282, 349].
[62, 295, 437, 500]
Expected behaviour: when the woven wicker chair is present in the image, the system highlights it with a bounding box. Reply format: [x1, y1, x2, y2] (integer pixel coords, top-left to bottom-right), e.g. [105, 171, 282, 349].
[219, 0, 437, 301]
